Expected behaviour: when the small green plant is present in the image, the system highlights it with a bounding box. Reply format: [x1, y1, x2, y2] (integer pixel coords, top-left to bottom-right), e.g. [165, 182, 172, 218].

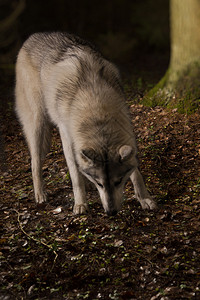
[109, 290, 120, 300]
[65, 171, 71, 183]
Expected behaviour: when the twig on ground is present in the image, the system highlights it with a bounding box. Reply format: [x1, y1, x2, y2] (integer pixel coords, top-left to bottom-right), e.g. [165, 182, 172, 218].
[15, 209, 58, 270]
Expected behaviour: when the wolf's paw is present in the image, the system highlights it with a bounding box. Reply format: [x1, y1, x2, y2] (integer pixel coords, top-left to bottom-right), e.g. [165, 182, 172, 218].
[73, 203, 89, 215]
[35, 192, 47, 204]
[140, 198, 157, 210]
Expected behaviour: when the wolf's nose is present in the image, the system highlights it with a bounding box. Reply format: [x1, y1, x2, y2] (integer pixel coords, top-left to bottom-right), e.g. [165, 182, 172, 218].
[106, 209, 118, 216]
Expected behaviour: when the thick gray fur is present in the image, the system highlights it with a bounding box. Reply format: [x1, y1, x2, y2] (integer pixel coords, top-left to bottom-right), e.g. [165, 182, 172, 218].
[15, 32, 157, 215]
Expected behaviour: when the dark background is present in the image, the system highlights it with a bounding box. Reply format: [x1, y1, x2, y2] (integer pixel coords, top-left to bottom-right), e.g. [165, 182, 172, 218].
[0, 0, 170, 109]
[0, 0, 169, 63]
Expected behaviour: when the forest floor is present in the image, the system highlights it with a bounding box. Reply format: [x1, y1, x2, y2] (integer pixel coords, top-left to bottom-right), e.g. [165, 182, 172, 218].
[0, 66, 200, 300]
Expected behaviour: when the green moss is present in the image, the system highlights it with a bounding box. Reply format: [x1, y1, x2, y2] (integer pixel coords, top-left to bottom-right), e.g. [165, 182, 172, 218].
[142, 62, 200, 114]
[142, 70, 170, 107]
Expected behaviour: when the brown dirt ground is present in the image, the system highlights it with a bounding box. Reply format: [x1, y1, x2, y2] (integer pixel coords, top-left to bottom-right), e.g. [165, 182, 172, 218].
[0, 94, 200, 299]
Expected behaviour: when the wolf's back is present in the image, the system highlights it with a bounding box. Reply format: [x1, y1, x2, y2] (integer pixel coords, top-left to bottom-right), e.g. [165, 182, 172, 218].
[21, 32, 99, 69]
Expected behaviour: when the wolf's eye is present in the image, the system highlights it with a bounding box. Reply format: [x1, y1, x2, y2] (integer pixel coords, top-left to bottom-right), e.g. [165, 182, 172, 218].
[114, 178, 123, 186]
[96, 181, 103, 188]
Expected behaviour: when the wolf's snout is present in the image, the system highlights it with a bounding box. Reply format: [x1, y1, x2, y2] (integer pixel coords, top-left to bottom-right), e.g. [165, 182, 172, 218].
[106, 209, 118, 216]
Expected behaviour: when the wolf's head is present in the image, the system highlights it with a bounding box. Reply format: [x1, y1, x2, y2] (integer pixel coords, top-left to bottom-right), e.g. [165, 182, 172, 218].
[78, 145, 136, 216]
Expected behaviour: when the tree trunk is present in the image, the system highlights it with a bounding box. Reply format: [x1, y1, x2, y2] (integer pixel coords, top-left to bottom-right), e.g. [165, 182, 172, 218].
[144, 0, 200, 113]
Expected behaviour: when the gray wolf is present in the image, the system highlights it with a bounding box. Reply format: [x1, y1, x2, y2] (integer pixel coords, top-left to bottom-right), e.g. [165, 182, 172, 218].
[15, 32, 157, 215]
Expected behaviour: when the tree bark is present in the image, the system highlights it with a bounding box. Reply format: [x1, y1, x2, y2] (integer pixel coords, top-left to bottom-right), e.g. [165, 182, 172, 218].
[169, 0, 200, 81]
[144, 0, 200, 113]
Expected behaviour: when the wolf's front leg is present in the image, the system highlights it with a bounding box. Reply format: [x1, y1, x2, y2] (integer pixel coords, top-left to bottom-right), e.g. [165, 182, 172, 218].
[130, 168, 157, 210]
[59, 129, 88, 214]
[31, 156, 47, 204]
[71, 172, 88, 214]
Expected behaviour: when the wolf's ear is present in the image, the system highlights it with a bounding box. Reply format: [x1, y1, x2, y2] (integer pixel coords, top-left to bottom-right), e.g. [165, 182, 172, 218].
[119, 145, 134, 161]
